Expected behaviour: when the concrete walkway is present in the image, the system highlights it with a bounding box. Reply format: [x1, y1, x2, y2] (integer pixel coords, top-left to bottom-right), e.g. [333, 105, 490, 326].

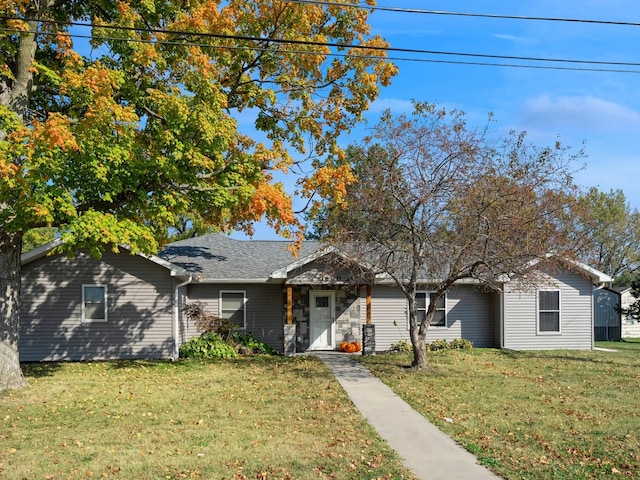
[313, 352, 500, 480]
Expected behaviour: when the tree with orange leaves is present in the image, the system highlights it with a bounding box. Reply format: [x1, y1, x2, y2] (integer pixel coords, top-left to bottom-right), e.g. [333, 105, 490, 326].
[0, 0, 397, 390]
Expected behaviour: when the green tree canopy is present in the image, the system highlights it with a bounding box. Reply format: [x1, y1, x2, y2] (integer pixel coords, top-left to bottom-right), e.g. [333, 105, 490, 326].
[574, 187, 640, 284]
[0, 0, 396, 390]
[21, 227, 57, 252]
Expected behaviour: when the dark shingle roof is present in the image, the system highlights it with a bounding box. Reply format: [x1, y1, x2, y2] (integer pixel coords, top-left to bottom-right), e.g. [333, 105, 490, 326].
[158, 235, 323, 280]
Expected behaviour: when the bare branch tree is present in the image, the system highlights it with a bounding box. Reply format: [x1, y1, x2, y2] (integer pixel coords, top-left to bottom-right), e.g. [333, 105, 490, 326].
[312, 102, 585, 369]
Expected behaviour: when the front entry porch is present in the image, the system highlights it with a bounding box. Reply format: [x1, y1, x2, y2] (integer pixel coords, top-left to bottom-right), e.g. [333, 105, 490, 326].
[283, 284, 372, 354]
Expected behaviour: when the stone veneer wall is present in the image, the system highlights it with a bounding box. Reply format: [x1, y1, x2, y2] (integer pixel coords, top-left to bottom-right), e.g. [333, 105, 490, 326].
[284, 285, 361, 351]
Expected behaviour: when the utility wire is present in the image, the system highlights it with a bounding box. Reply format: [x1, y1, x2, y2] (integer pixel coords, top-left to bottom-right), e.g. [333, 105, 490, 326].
[286, 0, 640, 27]
[2, 16, 640, 73]
[3, 27, 637, 74]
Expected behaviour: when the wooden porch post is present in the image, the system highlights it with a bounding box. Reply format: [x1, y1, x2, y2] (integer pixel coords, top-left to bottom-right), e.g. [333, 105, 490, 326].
[287, 285, 293, 325]
[362, 284, 375, 355]
[366, 285, 372, 325]
[284, 284, 296, 356]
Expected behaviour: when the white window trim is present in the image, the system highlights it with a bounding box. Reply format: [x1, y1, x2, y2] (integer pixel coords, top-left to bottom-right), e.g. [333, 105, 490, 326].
[408, 291, 447, 329]
[537, 289, 562, 335]
[219, 290, 247, 330]
[82, 284, 108, 323]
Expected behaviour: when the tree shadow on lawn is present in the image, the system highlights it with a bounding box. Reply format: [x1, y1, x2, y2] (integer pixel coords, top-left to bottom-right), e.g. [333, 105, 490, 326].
[357, 353, 452, 377]
[107, 359, 176, 370]
[23, 355, 380, 382]
[21, 362, 64, 378]
[21, 358, 178, 378]
[105, 355, 329, 377]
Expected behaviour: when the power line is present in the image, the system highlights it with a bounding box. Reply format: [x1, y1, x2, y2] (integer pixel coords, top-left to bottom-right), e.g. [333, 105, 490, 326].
[3, 27, 637, 74]
[1, 16, 640, 74]
[286, 0, 640, 27]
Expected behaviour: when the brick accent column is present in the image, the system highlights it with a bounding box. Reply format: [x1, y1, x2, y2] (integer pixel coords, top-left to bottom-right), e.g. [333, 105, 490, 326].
[284, 324, 296, 356]
[362, 324, 375, 356]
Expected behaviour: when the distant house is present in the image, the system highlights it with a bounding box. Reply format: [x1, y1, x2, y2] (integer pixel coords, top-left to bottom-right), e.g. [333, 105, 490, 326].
[19, 235, 611, 361]
[617, 287, 640, 338]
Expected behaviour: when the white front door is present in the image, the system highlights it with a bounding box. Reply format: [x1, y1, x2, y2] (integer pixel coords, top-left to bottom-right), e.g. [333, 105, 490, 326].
[309, 291, 335, 350]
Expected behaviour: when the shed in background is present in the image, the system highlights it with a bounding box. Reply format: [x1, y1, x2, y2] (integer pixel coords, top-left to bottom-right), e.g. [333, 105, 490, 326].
[593, 287, 621, 341]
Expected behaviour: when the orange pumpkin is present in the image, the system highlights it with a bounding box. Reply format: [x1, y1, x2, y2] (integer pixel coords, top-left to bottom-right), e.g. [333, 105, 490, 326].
[339, 341, 348, 352]
[354, 341, 362, 352]
[345, 343, 357, 353]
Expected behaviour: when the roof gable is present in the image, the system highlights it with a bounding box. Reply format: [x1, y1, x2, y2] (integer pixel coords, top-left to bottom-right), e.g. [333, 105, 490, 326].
[523, 255, 612, 284]
[21, 239, 190, 279]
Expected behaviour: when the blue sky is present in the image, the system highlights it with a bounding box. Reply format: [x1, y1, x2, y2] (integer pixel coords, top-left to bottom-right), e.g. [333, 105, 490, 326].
[234, 1, 640, 240]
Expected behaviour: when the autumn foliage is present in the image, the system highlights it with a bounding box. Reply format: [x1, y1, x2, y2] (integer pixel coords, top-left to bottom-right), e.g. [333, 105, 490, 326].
[0, 0, 396, 252]
[0, 0, 397, 389]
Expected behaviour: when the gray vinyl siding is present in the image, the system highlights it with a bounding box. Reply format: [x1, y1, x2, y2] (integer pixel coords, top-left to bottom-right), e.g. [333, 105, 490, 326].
[185, 283, 284, 351]
[370, 286, 407, 351]
[502, 268, 594, 350]
[370, 285, 496, 351]
[20, 251, 174, 361]
[443, 287, 495, 347]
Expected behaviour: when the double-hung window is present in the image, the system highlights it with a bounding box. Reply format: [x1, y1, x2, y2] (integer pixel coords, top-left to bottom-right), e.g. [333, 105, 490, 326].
[220, 291, 246, 329]
[83, 285, 107, 323]
[538, 290, 561, 333]
[415, 292, 446, 327]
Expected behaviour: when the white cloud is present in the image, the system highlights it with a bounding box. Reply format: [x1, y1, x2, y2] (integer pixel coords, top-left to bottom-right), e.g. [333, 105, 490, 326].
[493, 33, 533, 43]
[367, 97, 415, 114]
[516, 95, 640, 133]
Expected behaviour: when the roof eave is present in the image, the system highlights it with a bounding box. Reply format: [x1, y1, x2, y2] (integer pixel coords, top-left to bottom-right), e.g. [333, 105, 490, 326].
[193, 278, 274, 284]
[137, 251, 191, 278]
[526, 254, 612, 284]
[20, 238, 64, 265]
[373, 276, 489, 286]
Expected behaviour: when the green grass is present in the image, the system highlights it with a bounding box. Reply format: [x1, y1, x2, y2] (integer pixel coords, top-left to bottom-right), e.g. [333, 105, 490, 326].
[596, 337, 640, 353]
[0, 356, 417, 480]
[359, 339, 640, 480]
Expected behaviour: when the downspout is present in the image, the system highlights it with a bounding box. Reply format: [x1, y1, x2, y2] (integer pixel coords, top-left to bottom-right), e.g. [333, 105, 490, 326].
[500, 290, 505, 349]
[173, 276, 193, 360]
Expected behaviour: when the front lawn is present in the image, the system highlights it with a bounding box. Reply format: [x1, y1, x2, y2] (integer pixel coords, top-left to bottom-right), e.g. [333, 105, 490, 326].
[0, 356, 416, 480]
[359, 339, 640, 480]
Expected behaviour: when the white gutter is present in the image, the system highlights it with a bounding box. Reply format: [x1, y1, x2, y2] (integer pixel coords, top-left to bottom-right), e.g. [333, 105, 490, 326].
[172, 276, 193, 360]
[196, 278, 273, 284]
[373, 276, 488, 286]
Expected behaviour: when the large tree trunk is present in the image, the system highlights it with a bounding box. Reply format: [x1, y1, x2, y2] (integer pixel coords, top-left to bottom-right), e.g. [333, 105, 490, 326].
[409, 289, 439, 369]
[410, 328, 428, 369]
[0, 1, 49, 391]
[0, 231, 27, 391]
[407, 293, 428, 369]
